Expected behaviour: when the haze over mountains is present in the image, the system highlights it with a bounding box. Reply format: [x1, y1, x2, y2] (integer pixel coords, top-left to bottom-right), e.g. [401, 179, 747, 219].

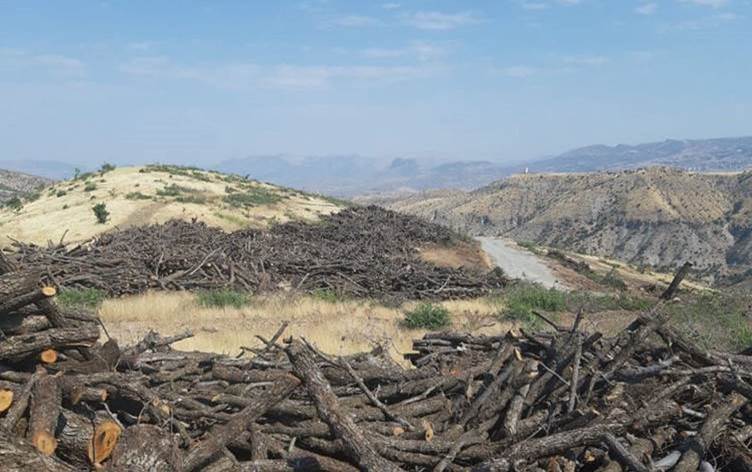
[3, 136, 752, 196]
[217, 136, 752, 196]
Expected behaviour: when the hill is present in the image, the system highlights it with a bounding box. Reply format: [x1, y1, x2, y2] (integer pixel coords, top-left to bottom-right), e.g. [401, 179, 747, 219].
[384, 167, 752, 283]
[0, 168, 51, 203]
[0, 165, 341, 246]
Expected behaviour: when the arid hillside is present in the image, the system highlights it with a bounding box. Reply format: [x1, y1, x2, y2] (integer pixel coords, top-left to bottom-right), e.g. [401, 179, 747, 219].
[0, 168, 51, 203]
[386, 167, 752, 281]
[0, 165, 342, 245]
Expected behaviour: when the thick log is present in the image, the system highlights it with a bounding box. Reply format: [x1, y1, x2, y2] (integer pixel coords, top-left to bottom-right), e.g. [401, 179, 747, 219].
[108, 424, 181, 471]
[0, 428, 75, 471]
[182, 375, 301, 471]
[0, 369, 42, 432]
[0, 269, 39, 300]
[286, 340, 404, 472]
[0, 287, 56, 316]
[0, 325, 100, 360]
[28, 373, 62, 455]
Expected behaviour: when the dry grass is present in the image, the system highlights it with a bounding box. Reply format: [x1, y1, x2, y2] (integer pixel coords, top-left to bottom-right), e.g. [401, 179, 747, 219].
[99, 292, 511, 364]
[417, 241, 492, 271]
[0, 166, 341, 245]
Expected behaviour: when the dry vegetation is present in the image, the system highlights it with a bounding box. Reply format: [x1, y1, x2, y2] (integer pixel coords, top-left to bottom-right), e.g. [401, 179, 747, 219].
[98, 291, 511, 364]
[0, 165, 341, 245]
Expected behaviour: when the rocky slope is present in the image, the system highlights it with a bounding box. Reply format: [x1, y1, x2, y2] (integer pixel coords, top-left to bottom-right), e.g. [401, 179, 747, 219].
[385, 167, 752, 282]
[0, 168, 51, 203]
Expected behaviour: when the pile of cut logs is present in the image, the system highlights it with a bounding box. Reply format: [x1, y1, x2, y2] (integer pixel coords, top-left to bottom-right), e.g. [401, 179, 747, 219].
[1, 256, 751, 471]
[13, 206, 507, 301]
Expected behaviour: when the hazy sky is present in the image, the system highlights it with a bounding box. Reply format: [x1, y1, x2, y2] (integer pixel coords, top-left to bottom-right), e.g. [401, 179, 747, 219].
[1, 0, 751, 167]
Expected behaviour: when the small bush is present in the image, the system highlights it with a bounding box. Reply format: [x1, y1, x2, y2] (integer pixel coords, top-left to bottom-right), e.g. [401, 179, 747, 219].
[100, 163, 116, 173]
[156, 184, 196, 197]
[84, 182, 97, 192]
[57, 288, 106, 309]
[92, 202, 109, 224]
[223, 188, 283, 208]
[4, 197, 23, 211]
[502, 283, 567, 324]
[197, 289, 250, 309]
[56, 190, 67, 198]
[176, 195, 208, 204]
[402, 303, 451, 329]
[25, 191, 41, 202]
[126, 191, 151, 200]
[310, 288, 340, 303]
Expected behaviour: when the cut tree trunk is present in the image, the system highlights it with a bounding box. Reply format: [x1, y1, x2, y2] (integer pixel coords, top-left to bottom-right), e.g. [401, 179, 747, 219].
[28, 373, 62, 455]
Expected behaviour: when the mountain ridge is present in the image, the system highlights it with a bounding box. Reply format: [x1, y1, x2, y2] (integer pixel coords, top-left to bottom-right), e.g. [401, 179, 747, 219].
[383, 167, 752, 284]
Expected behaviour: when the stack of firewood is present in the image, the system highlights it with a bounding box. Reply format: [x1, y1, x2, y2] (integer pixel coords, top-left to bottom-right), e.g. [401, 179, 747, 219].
[11, 206, 507, 301]
[0, 256, 751, 471]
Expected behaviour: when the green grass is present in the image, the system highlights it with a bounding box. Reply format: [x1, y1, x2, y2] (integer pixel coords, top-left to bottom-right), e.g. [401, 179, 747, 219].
[310, 288, 340, 303]
[57, 288, 107, 309]
[125, 191, 151, 200]
[197, 289, 251, 309]
[223, 188, 283, 208]
[156, 184, 196, 197]
[176, 194, 208, 204]
[667, 291, 752, 351]
[402, 303, 451, 329]
[501, 282, 567, 326]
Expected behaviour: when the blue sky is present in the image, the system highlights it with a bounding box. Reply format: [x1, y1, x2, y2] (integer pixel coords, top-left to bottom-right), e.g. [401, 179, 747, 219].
[1, 0, 750, 167]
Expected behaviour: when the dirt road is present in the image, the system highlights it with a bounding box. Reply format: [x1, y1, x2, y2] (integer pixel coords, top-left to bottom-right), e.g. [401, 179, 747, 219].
[477, 237, 566, 289]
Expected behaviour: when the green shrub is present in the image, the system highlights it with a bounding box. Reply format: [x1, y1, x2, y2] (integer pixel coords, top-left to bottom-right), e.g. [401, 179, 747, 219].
[156, 184, 196, 197]
[57, 288, 106, 309]
[126, 191, 151, 200]
[402, 303, 451, 329]
[84, 182, 97, 192]
[4, 197, 22, 211]
[197, 289, 250, 309]
[56, 190, 67, 198]
[310, 288, 340, 303]
[176, 195, 208, 204]
[92, 202, 109, 224]
[25, 191, 41, 202]
[100, 163, 116, 173]
[223, 188, 283, 208]
[501, 283, 567, 324]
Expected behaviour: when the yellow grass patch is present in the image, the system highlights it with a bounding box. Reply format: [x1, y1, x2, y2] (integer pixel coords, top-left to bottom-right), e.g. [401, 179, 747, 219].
[99, 291, 512, 363]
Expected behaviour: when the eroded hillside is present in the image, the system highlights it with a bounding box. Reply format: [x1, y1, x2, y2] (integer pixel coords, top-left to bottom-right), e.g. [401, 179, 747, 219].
[0, 165, 342, 245]
[386, 167, 752, 281]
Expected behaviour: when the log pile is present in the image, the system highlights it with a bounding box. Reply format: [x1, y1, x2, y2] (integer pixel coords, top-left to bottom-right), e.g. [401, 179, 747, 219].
[1, 258, 751, 471]
[11, 206, 507, 301]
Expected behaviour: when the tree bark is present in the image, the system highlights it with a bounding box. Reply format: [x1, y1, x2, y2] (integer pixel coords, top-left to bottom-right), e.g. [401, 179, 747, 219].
[28, 373, 62, 455]
[286, 340, 404, 472]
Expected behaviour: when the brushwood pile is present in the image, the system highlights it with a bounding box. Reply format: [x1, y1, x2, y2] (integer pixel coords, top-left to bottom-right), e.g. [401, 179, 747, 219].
[0, 252, 751, 471]
[13, 206, 506, 301]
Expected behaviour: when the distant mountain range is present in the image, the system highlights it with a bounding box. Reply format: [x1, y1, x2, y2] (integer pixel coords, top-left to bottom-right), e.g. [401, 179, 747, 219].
[4, 136, 752, 196]
[0, 160, 79, 180]
[216, 136, 752, 196]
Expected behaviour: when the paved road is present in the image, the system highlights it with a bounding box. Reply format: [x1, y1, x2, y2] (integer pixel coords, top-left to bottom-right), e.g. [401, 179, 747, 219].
[477, 237, 565, 289]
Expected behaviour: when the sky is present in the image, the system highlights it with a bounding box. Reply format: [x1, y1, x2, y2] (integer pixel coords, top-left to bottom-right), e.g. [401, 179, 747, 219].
[0, 0, 751, 167]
